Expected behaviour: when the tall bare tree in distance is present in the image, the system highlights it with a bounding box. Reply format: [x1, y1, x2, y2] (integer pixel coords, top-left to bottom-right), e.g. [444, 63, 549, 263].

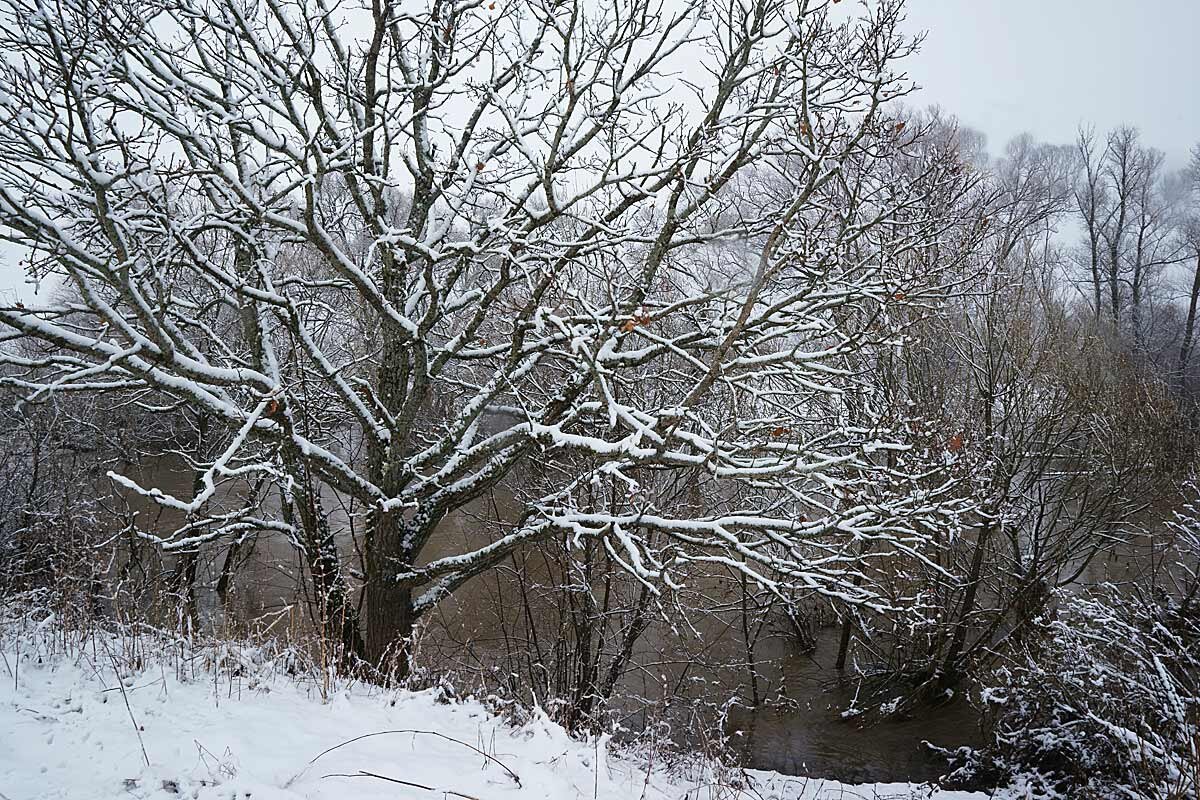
[1177, 145, 1200, 381]
[1075, 126, 1186, 350]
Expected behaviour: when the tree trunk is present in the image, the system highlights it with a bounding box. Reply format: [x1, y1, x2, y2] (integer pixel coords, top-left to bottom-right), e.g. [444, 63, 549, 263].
[363, 582, 415, 680]
[281, 478, 367, 670]
[168, 551, 199, 633]
[834, 612, 854, 671]
[598, 582, 653, 703]
[215, 539, 242, 610]
[170, 451, 207, 633]
[1178, 252, 1200, 383]
[939, 515, 994, 691]
[306, 528, 367, 668]
[835, 538, 873, 670]
[363, 509, 416, 681]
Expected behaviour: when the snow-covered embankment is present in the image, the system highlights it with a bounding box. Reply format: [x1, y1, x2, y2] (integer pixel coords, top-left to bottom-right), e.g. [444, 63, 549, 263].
[0, 623, 986, 800]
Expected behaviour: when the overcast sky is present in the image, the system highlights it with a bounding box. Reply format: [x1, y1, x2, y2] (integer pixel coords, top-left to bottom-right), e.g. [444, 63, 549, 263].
[2, 1, 1198, 301]
[902, 0, 1200, 164]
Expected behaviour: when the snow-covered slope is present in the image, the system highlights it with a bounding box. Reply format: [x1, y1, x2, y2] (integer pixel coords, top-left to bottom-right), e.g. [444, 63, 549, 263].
[0, 631, 985, 800]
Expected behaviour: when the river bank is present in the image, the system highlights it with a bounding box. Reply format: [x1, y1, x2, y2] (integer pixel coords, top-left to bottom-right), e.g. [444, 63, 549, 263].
[0, 619, 987, 800]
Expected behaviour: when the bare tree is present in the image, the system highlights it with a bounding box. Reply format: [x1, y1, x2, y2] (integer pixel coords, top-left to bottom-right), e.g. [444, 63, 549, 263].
[0, 0, 972, 676]
[1075, 126, 1108, 319]
[835, 133, 1186, 708]
[1177, 145, 1200, 382]
[1074, 126, 1184, 345]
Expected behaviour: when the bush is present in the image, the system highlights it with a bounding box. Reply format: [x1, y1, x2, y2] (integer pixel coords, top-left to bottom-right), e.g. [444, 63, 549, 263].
[945, 587, 1200, 799]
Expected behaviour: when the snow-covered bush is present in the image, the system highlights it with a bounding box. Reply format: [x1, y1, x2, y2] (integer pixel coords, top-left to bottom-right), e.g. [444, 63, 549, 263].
[945, 586, 1200, 799]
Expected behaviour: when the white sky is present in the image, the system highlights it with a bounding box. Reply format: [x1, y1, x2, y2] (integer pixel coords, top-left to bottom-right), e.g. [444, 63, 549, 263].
[2, 1, 1198, 302]
[901, 0, 1200, 165]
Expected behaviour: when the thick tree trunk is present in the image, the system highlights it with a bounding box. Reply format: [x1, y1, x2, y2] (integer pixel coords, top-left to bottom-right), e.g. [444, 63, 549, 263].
[363, 581, 415, 680]
[363, 510, 416, 681]
[356, 0, 424, 679]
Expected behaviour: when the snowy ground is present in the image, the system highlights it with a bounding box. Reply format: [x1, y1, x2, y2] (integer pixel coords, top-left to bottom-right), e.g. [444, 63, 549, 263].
[0, 626, 986, 800]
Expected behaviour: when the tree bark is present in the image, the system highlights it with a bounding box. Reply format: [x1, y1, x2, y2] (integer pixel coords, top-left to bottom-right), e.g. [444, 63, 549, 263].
[168, 551, 199, 633]
[305, 520, 367, 668]
[215, 539, 242, 610]
[363, 509, 416, 680]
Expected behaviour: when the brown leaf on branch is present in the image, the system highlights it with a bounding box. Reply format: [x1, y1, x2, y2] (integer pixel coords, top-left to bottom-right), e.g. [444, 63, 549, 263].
[621, 312, 653, 332]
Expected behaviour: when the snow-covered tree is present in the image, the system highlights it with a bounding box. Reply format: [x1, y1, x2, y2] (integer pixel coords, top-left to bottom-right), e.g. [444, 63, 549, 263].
[0, 0, 973, 674]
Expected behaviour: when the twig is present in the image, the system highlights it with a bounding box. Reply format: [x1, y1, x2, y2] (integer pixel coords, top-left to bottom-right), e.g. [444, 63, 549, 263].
[309, 729, 521, 786]
[100, 677, 164, 694]
[321, 770, 483, 800]
[106, 652, 150, 766]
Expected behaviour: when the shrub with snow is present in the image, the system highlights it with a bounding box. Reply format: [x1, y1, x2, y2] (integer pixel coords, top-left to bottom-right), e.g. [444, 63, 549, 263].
[945, 587, 1200, 799]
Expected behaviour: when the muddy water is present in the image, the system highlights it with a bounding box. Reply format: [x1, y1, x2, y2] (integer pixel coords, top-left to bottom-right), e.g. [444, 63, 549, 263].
[423, 600, 979, 783]
[722, 628, 981, 782]
[425, 563, 981, 783]
[728, 534, 1180, 782]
